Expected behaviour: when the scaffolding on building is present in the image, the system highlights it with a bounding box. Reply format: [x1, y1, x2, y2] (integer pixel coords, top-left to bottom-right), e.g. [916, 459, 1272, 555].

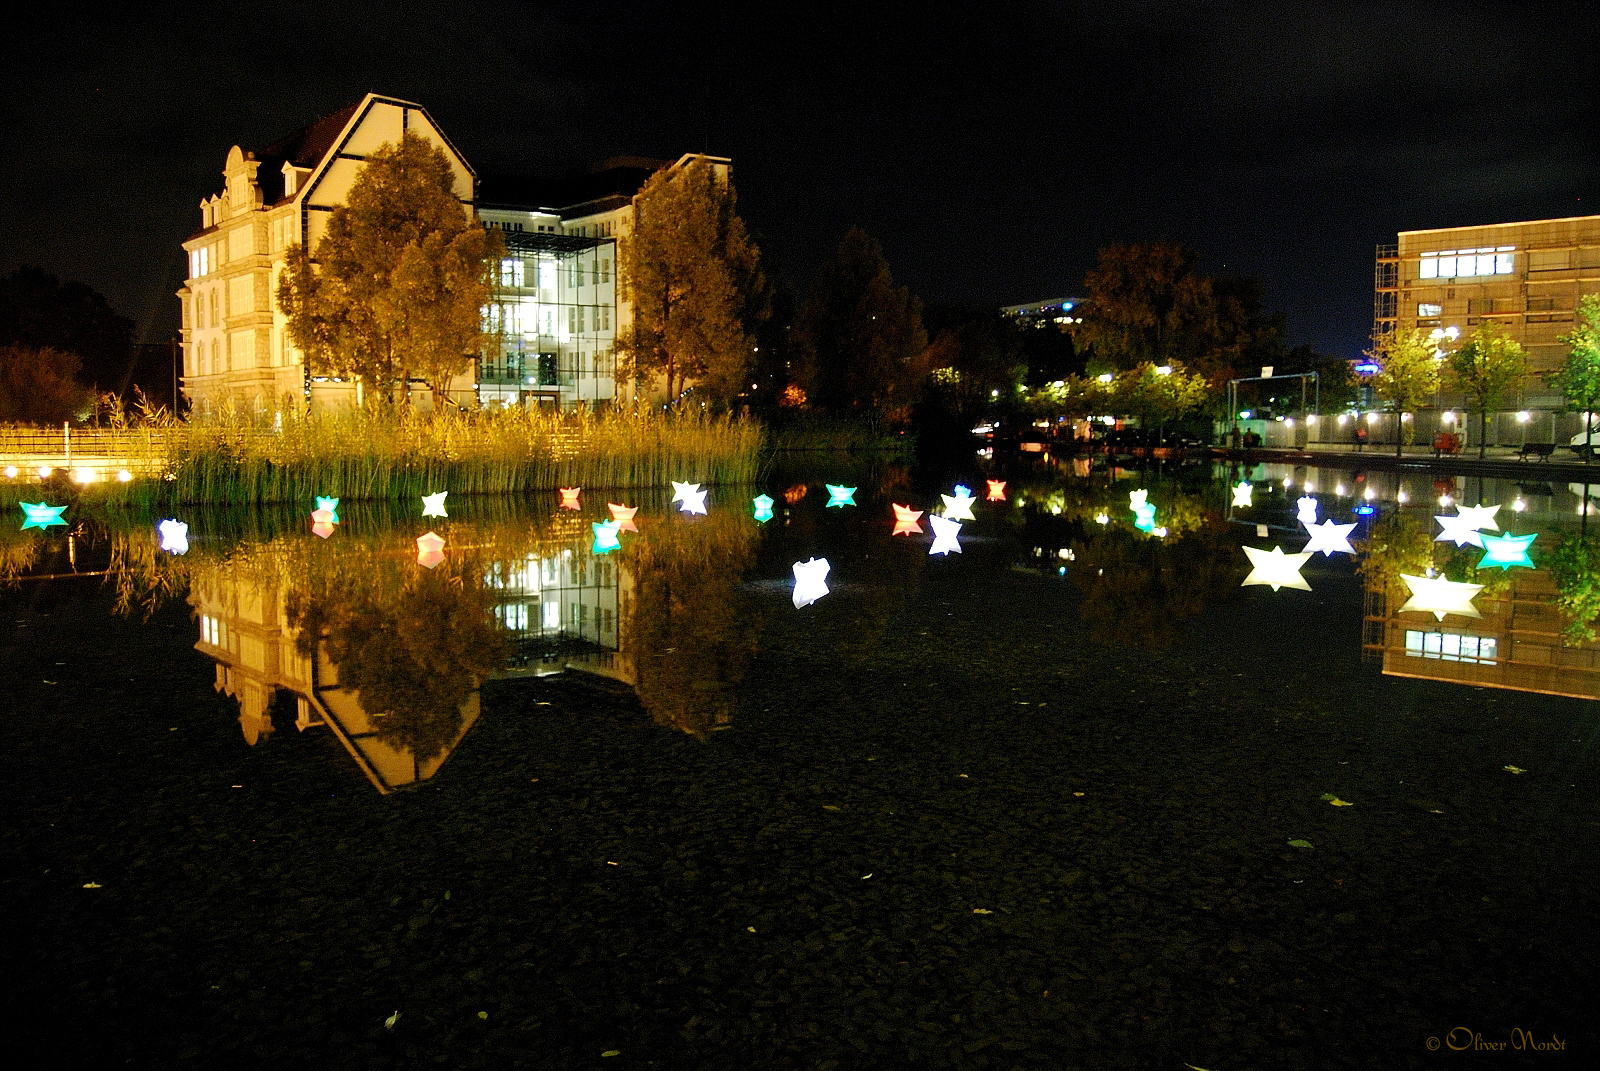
[1373, 242, 1399, 340]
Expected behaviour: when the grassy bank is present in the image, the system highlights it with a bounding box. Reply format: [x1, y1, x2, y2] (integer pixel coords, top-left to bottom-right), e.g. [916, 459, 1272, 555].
[2, 406, 764, 506]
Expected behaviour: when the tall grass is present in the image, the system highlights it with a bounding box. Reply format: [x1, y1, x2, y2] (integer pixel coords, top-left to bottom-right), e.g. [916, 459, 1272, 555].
[63, 404, 764, 507]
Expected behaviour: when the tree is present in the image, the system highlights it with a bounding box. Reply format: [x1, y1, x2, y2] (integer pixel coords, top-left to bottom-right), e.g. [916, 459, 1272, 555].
[0, 267, 135, 393]
[794, 228, 927, 419]
[1548, 294, 1600, 458]
[1446, 321, 1528, 459]
[277, 132, 500, 406]
[0, 343, 94, 425]
[617, 158, 764, 407]
[1106, 361, 1212, 438]
[1548, 534, 1600, 645]
[1366, 328, 1441, 456]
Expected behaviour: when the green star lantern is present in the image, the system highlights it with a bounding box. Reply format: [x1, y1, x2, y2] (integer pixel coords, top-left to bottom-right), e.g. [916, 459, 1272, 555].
[1477, 532, 1535, 571]
[19, 502, 67, 530]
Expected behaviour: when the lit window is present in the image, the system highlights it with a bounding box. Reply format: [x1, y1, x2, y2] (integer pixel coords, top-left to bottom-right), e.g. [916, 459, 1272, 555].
[1418, 303, 1442, 317]
[1437, 256, 1457, 277]
[601, 258, 611, 284]
[500, 258, 525, 287]
[538, 259, 556, 291]
[542, 601, 560, 630]
[1496, 251, 1513, 273]
[1419, 254, 1437, 279]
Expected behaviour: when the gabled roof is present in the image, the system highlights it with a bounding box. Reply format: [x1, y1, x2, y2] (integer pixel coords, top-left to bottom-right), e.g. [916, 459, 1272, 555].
[251, 100, 364, 204]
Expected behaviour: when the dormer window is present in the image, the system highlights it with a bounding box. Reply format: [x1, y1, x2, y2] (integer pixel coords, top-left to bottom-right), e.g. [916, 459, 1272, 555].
[281, 162, 310, 198]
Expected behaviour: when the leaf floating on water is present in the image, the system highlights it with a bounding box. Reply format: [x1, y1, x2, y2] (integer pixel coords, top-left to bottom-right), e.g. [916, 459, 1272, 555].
[747, 926, 756, 933]
[384, 1011, 400, 1030]
[861, 873, 872, 879]
[1328, 798, 1353, 807]
[822, 805, 841, 811]
[1287, 839, 1314, 849]
[972, 908, 993, 915]
[82, 882, 102, 888]
[602, 1051, 621, 1058]
[477, 1011, 488, 1020]
[1073, 791, 1085, 797]
[1503, 765, 1527, 774]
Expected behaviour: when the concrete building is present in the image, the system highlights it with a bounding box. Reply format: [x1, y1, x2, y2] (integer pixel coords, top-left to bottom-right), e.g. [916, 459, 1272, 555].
[1000, 296, 1084, 329]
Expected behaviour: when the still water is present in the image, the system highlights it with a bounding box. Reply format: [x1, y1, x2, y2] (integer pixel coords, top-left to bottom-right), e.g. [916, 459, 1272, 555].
[4, 460, 1597, 1068]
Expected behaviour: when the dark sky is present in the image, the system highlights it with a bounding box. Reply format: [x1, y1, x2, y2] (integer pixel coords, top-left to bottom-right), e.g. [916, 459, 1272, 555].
[1, 0, 1594, 356]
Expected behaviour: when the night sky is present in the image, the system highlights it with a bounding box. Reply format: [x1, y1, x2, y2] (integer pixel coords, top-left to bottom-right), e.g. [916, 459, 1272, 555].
[1, 0, 1594, 356]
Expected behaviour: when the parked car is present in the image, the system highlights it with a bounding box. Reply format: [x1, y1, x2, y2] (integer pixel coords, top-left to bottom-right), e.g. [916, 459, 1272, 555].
[1571, 423, 1600, 459]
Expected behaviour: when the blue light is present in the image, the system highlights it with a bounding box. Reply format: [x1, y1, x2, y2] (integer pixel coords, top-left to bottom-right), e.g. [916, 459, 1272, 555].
[1355, 362, 1380, 375]
[1354, 505, 1376, 516]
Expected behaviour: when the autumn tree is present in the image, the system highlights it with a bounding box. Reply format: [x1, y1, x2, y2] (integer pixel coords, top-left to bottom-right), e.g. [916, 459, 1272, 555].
[0, 343, 94, 425]
[1367, 328, 1441, 456]
[1549, 294, 1600, 458]
[617, 158, 764, 407]
[1446, 321, 1528, 459]
[277, 132, 501, 407]
[794, 228, 928, 419]
[1105, 361, 1212, 438]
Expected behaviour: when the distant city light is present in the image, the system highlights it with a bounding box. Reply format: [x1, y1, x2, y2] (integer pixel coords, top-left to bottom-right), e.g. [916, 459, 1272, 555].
[1155, 365, 1172, 375]
[1097, 373, 1114, 384]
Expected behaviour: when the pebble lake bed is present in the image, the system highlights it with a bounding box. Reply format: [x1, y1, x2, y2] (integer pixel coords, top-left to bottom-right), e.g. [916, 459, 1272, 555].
[2, 460, 1596, 1069]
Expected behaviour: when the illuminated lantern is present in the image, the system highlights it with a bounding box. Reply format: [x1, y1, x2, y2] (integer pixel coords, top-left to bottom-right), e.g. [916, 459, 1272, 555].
[1094, 512, 1110, 525]
[679, 487, 708, 515]
[1129, 489, 1148, 510]
[559, 487, 582, 510]
[792, 557, 830, 608]
[1477, 532, 1536, 570]
[311, 518, 336, 539]
[415, 530, 446, 569]
[986, 480, 1007, 501]
[1434, 513, 1486, 548]
[1231, 481, 1253, 508]
[608, 503, 639, 531]
[826, 484, 857, 508]
[929, 514, 963, 555]
[315, 496, 340, 523]
[1296, 495, 1319, 524]
[157, 519, 189, 555]
[671, 481, 701, 504]
[1302, 518, 1357, 557]
[1456, 503, 1502, 532]
[1241, 545, 1312, 591]
[18, 502, 67, 530]
[1133, 503, 1157, 532]
[752, 494, 775, 523]
[891, 503, 924, 535]
[591, 520, 622, 555]
[941, 487, 977, 521]
[1398, 573, 1483, 620]
[422, 491, 449, 518]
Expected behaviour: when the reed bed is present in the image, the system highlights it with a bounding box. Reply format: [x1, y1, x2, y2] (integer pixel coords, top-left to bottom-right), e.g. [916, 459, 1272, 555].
[32, 405, 764, 507]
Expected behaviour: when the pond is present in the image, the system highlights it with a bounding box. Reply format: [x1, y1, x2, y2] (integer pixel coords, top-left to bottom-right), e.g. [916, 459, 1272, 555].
[3, 458, 1596, 1068]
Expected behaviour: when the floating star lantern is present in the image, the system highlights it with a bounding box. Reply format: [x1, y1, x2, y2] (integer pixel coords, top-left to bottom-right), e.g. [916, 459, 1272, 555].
[826, 484, 858, 508]
[1133, 503, 1157, 532]
[415, 531, 446, 569]
[1129, 489, 1149, 510]
[929, 514, 963, 555]
[1296, 495, 1319, 524]
[591, 520, 622, 555]
[559, 487, 582, 510]
[421, 491, 448, 518]
[19, 502, 67, 530]
[1477, 532, 1536, 571]
[1456, 503, 1502, 532]
[608, 502, 639, 532]
[1231, 481, 1253, 508]
[752, 495, 775, 523]
[310, 508, 337, 538]
[1398, 573, 1483, 620]
[1302, 518, 1357, 557]
[679, 487, 708, 515]
[941, 487, 977, 521]
[157, 519, 189, 555]
[1434, 513, 1486, 548]
[671, 481, 701, 505]
[1241, 545, 1312, 591]
[986, 480, 1007, 501]
[791, 557, 831, 608]
[315, 496, 340, 523]
[891, 503, 924, 536]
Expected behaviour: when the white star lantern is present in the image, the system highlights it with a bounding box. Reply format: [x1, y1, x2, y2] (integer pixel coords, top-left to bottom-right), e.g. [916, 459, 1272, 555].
[679, 487, 708, 515]
[941, 488, 977, 521]
[1435, 513, 1486, 548]
[1302, 518, 1357, 557]
[1398, 573, 1483, 620]
[1231, 481, 1253, 508]
[929, 514, 963, 555]
[1296, 495, 1319, 525]
[792, 557, 830, 608]
[1128, 489, 1149, 510]
[1456, 503, 1502, 532]
[421, 491, 448, 518]
[157, 519, 189, 555]
[671, 481, 701, 505]
[1241, 545, 1312, 591]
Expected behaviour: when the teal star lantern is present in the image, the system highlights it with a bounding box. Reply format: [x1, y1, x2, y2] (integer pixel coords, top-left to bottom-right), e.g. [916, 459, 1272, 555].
[316, 496, 340, 523]
[19, 502, 67, 530]
[592, 520, 622, 555]
[825, 484, 857, 508]
[1478, 531, 1536, 571]
[1133, 503, 1157, 532]
[753, 494, 775, 522]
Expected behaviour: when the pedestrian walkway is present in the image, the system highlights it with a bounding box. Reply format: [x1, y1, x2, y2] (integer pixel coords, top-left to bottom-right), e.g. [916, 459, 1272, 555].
[1225, 441, 1600, 479]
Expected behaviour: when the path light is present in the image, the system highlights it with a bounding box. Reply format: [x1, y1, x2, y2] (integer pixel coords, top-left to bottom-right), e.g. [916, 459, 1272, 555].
[609, 503, 640, 531]
[751, 495, 774, 523]
[1398, 574, 1483, 620]
[1241, 545, 1312, 592]
[825, 484, 857, 508]
[19, 502, 68, 530]
[891, 504, 924, 536]
[316, 496, 340, 523]
[117, 469, 132, 483]
[1512, 497, 1526, 513]
[1364, 487, 1377, 501]
[986, 480, 1007, 501]
[678, 487, 708, 515]
[1478, 532, 1536, 571]
[929, 514, 963, 555]
[1442, 412, 1455, 424]
[591, 520, 622, 555]
[559, 487, 582, 510]
[422, 491, 448, 518]
[671, 481, 701, 505]
[1302, 518, 1357, 557]
[74, 468, 96, 484]
[157, 519, 189, 555]
[1232, 481, 1253, 507]
[36, 465, 51, 478]
[1296, 495, 1319, 524]
[941, 487, 977, 521]
[415, 531, 446, 568]
[1517, 411, 1530, 423]
[3, 466, 14, 478]
[791, 557, 830, 608]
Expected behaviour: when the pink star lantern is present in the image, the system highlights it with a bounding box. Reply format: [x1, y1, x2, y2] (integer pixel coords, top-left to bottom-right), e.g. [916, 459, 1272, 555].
[608, 502, 639, 532]
[986, 480, 1007, 501]
[559, 487, 582, 510]
[891, 503, 925, 535]
[415, 531, 446, 569]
